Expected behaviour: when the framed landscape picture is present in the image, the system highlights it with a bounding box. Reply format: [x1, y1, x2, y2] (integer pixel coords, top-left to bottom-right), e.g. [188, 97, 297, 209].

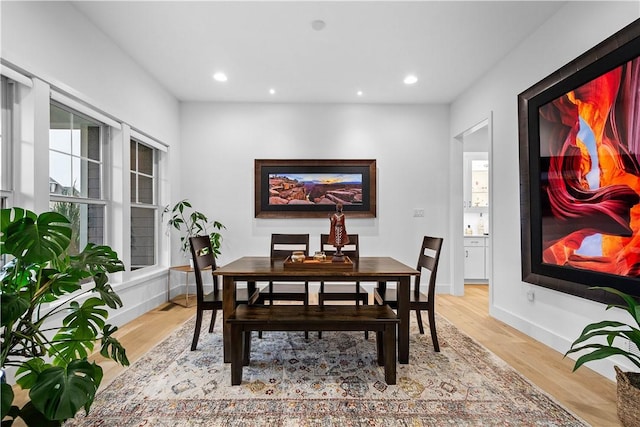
[255, 159, 376, 218]
[518, 19, 640, 303]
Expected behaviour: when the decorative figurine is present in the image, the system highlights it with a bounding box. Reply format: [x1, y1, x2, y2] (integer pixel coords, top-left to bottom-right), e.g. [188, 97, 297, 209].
[327, 203, 349, 262]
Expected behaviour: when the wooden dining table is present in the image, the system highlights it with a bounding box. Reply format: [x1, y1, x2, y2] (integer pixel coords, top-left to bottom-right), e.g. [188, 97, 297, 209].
[214, 256, 419, 364]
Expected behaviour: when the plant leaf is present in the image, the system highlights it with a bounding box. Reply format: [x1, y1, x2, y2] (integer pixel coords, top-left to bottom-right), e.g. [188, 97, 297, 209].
[1, 382, 14, 420]
[0, 209, 71, 264]
[591, 286, 640, 328]
[70, 243, 124, 275]
[49, 299, 107, 364]
[0, 292, 30, 327]
[92, 272, 122, 309]
[566, 287, 640, 372]
[170, 218, 184, 230]
[100, 325, 130, 366]
[569, 343, 640, 371]
[29, 360, 102, 421]
[62, 299, 108, 335]
[568, 320, 629, 347]
[44, 269, 85, 297]
[49, 329, 94, 363]
[15, 358, 51, 390]
[0, 258, 38, 294]
[0, 208, 36, 253]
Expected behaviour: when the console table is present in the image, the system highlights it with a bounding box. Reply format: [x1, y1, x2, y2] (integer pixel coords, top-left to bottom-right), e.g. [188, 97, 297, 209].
[168, 264, 210, 307]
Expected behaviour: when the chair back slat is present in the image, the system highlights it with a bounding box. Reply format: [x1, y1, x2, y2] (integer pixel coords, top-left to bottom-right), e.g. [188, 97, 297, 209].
[189, 235, 218, 303]
[414, 236, 443, 300]
[320, 234, 359, 259]
[270, 233, 309, 260]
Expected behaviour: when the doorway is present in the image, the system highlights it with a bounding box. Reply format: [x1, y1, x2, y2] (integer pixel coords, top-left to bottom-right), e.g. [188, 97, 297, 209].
[452, 115, 493, 299]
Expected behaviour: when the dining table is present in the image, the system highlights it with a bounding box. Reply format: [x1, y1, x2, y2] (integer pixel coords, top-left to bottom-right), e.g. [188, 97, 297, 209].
[214, 256, 419, 364]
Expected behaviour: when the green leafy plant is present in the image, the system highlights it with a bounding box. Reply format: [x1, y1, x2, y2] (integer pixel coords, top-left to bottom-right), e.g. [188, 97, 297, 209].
[163, 199, 225, 257]
[0, 207, 129, 426]
[565, 286, 640, 371]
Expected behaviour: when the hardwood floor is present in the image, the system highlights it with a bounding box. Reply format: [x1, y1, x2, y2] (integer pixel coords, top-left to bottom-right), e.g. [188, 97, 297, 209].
[89, 285, 618, 426]
[438, 284, 619, 426]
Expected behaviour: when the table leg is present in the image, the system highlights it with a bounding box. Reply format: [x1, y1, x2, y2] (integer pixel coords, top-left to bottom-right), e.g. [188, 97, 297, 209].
[397, 277, 410, 364]
[185, 273, 189, 306]
[222, 275, 236, 363]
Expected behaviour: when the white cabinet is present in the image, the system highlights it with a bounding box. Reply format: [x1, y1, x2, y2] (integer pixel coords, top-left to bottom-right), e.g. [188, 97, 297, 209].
[464, 152, 489, 212]
[464, 237, 487, 280]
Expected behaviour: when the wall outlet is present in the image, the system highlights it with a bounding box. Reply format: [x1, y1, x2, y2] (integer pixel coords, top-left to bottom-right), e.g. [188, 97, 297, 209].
[413, 208, 425, 217]
[526, 289, 535, 302]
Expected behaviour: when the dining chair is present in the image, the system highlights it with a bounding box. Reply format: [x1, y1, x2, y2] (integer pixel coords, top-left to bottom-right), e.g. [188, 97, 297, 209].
[317, 234, 369, 339]
[373, 236, 444, 352]
[256, 233, 311, 338]
[188, 235, 260, 351]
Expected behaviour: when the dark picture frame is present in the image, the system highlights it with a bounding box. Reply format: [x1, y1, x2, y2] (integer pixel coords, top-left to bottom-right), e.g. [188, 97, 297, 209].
[255, 159, 376, 219]
[518, 19, 640, 303]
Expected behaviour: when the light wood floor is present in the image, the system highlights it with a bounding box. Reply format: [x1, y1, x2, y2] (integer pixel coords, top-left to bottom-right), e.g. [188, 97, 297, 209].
[438, 285, 619, 426]
[80, 285, 618, 426]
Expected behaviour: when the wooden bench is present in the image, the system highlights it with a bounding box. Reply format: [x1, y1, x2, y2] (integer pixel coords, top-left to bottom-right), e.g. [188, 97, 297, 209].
[227, 304, 399, 385]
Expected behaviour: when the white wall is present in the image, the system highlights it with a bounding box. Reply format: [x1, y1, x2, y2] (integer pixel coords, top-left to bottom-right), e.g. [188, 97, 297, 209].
[179, 103, 453, 291]
[450, 2, 640, 380]
[1, 1, 181, 326]
[1, 1, 179, 144]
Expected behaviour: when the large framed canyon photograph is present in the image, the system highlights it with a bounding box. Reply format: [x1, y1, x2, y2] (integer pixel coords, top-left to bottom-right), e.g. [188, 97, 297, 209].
[518, 19, 640, 303]
[255, 159, 376, 219]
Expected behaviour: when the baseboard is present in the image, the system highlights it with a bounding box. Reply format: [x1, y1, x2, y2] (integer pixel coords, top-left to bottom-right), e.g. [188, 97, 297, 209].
[108, 291, 169, 327]
[435, 283, 453, 294]
[489, 304, 632, 382]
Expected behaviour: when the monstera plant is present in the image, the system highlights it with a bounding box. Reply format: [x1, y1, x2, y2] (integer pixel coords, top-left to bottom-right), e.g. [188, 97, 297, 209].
[0, 207, 129, 426]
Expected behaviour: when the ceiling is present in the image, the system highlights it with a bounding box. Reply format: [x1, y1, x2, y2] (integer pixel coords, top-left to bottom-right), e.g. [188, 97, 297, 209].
[71, 1, 565, 104]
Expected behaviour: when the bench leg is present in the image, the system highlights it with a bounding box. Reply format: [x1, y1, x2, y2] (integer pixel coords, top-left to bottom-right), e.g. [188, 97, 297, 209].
[243, 329, 251, 366]
[230, 324, 243, 385]
[384, 324, 397, 385]
[376, 330, 384, 366]
[361, 295, 369, 340]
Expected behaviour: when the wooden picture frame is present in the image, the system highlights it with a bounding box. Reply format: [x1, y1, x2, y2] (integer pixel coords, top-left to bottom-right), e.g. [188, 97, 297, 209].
[518, 19, 640, 303]
[255, 159, 376, 219]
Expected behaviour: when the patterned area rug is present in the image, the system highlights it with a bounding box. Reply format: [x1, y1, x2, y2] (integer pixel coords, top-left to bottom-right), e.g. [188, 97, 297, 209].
[66, 313, 587, 426]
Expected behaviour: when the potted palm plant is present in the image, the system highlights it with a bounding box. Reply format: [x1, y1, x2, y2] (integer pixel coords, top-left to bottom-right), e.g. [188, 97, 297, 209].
[565, 286, 640, 427]
[164, 199, 225, 260]
[0, 207, 129, 426]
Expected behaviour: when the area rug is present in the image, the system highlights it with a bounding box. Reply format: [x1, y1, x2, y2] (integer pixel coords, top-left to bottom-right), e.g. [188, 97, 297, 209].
[65, 313, 587, 426]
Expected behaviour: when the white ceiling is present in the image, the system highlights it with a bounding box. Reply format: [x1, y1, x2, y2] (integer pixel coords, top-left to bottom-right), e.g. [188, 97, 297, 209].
[71, 1, 565, 104]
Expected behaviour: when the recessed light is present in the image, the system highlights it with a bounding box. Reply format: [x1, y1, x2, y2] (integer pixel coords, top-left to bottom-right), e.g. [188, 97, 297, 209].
[311, 19, 326, 31]
[357, 90, 363, 97]
[213, 72, 228, 82]
[269, 88, 276, 95]
[403, 74, 418, 85]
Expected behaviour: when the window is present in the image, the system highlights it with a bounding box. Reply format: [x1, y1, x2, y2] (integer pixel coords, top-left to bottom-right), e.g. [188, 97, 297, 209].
[130, 138, 157, 269]
[1, 76, 14, 209]
[1, 76, 15, 268]
[49, 102, 106, 255]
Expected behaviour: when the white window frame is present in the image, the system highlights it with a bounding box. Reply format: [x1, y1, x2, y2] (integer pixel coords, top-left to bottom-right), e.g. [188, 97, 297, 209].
[1, 76, 15, 209]
[49, 100, 110, 252]
[129, 137, 160, 270]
